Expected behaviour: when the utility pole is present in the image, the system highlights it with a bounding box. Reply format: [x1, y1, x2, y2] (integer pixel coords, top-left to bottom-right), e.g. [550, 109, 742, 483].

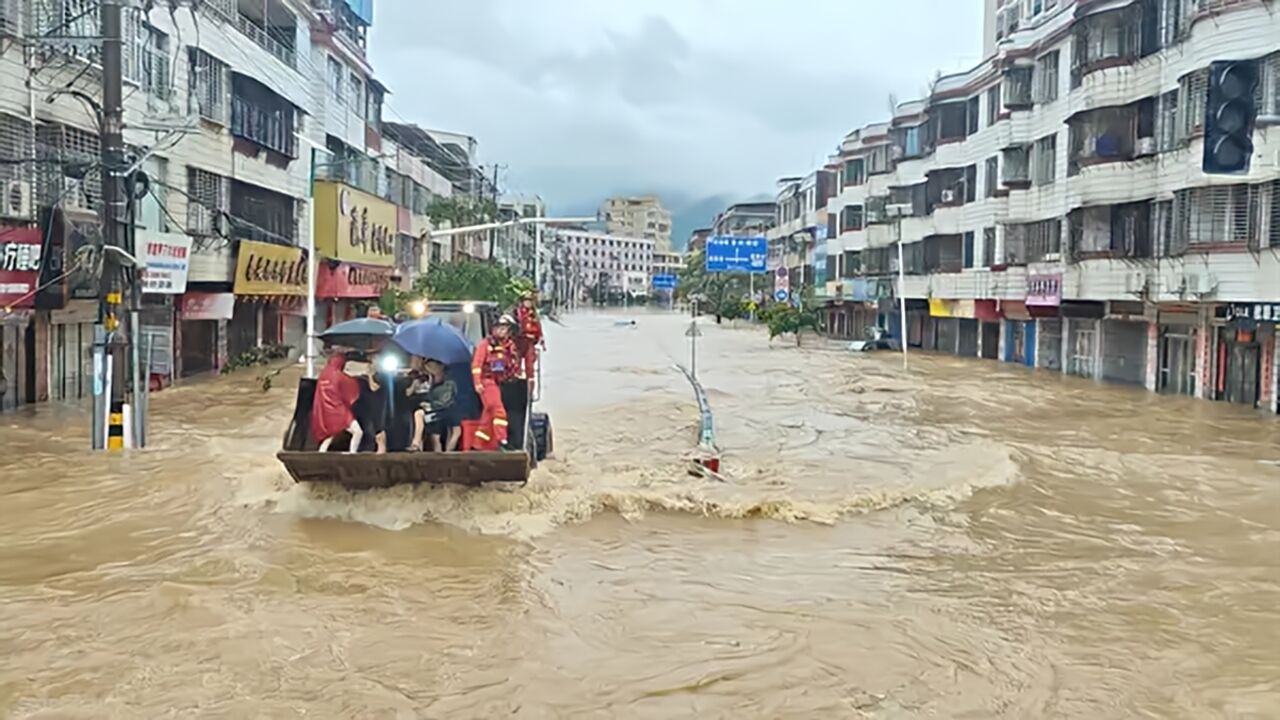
[486, 164, 500, 263]
[93, 0, 134, 450]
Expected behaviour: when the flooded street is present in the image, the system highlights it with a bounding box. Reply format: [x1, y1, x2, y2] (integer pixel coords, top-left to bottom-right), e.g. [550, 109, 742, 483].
[2, 311, 1279, 719]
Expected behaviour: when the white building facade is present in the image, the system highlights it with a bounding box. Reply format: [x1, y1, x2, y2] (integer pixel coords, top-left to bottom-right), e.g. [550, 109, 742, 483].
[824, 0, 1280, 412]
[558, 230, 655, 301]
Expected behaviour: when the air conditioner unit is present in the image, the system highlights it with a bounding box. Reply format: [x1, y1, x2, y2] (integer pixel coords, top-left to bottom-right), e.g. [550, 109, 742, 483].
[1135, 137, 1157, 157]
[941, 189, 957, 203]
[1, 180, 30, 219]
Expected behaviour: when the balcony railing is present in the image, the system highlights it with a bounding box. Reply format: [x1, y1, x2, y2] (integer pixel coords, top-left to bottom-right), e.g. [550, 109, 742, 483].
[233, 13, 297, 69]
[231, 96, 297, 157]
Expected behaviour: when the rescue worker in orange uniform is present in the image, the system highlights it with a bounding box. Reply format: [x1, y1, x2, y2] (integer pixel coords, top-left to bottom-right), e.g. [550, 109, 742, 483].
[471, 314, 519, 450]
[514, 290, 545, 383]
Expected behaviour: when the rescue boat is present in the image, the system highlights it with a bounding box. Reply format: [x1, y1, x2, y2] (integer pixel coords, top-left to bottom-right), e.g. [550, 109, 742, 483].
[275, 301, 553, 489]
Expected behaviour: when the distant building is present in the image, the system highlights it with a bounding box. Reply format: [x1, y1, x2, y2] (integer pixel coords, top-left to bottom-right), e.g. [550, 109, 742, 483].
[712, 202, 776, 236]
[603, 196, 673, 251]
[558, 229, 656, 299]
[687, 228, 712, 254]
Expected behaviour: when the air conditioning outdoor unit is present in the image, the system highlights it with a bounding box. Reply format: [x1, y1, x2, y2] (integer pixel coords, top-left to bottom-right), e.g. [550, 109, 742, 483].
[941, 189, 956, 203]
[1, 180, 30, 219]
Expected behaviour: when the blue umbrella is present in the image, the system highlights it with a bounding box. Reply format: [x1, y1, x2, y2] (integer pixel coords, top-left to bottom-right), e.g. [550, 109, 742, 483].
[392, 316, 474, 365]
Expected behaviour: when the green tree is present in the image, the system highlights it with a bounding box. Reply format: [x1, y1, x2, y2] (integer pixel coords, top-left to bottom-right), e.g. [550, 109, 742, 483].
[425, 196, 498, 227]
[761, 302, 818, 346]
[414, 261, 523, 307]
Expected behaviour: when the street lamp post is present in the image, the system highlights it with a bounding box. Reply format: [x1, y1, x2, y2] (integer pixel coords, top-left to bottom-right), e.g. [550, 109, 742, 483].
[887, 204, 911, 371]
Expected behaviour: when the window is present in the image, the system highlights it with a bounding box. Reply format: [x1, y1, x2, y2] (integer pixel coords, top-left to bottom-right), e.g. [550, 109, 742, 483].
[1173, 183, 1271, 250]
[841, 204, 864, 232]
[986, 85, 1001, 125]
[1177, 69, 1209, 142]
[967, 96, 980, 134]
[984, 156, 999, 197]
[1161, 0, 1184, 45]
[1156, 90, 1179, 151]
[327, 56, 343, 99]
[982, 227, 997, 266]
[188, 48, 228, 123]
[1261, 52, 1280, 119]
[866, 146, 891, 174]
[1004, 67, 1034, 108]
[350, 73, 365, 118]
[963, 231, 976, 268]
[964, 164, 977, 203]
[844, 157, 866, 186]
[903, 126, 922, 157]
[231, 75, 298, 157]
[1002, 145, 1031, 184]
[1034, 51, 1059, 103]
[1033, 133, 1057, 185]
[187, 167, 226, 236]
[1005, 218, 1062, 264]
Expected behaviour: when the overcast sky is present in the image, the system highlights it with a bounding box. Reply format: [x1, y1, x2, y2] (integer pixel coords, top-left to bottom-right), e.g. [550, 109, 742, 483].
[369, 0, 983, 215]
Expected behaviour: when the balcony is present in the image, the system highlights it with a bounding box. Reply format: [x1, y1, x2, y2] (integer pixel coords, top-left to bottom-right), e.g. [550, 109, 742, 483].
[923, 235, 964, 274]
[1067, 99, 1156, 176]
[1004, 218, 1063, 265]
[1070, 6, 1141, 89]
[202, 0, 299, 69]
[1068, 203, 1159, 262]
[230, 179, 297, 245]
[231, 74, 298, 158]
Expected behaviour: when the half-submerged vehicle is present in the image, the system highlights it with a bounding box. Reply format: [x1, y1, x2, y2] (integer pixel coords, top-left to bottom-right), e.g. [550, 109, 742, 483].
[276, 301, 553, 489]
[847, 326, 895, 353]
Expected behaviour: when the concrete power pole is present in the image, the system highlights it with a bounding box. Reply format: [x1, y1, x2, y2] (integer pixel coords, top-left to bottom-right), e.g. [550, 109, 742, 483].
[94, 0, 137, 450]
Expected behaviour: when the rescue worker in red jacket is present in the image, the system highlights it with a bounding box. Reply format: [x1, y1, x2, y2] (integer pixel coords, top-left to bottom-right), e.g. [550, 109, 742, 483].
[514, 290, 544, 382]
[471, 314, 519, 450]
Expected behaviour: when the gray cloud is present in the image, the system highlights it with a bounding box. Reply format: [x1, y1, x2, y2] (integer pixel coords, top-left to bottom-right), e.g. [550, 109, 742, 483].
[370, 0, 983, 214]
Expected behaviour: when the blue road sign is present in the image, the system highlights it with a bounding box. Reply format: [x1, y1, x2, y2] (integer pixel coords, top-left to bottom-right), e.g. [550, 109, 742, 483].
[774, 288, 789, 302]
[705, 235, 768, 273]
[652, 273, 678, 290]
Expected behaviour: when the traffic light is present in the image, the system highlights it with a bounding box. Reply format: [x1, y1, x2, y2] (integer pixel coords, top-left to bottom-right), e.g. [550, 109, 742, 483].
[1202, 59, 1260, 175]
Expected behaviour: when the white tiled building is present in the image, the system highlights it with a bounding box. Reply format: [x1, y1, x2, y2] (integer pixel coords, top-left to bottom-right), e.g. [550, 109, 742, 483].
[558, 230, 655, 298]
[824, 0, 1280, 412]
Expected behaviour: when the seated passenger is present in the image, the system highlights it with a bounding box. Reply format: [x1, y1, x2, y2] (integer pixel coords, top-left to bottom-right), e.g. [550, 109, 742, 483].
[407, 358, 458, 452]
[311, 350, 362, 453]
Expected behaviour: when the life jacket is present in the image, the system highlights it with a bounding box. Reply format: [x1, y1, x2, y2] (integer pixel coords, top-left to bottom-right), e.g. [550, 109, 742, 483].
[517, 304, 542, 341]
[476, 336, 518, 382]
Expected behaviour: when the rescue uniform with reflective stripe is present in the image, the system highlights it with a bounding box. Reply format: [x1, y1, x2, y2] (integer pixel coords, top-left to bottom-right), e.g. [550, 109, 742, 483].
[515, 303, 544, 378]
[471, 334, 517, 448]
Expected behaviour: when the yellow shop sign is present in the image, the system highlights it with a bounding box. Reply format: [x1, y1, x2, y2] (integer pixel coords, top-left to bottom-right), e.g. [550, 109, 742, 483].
[928, 298, 954, 318]
[234, 240, 308, 296]
[314, 181, 396, 266]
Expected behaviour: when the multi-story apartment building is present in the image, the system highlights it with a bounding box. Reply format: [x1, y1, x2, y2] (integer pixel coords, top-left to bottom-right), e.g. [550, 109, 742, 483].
[824, 0, 1280, 412]
[767, 171, 836, 300]
[558, 230, 655, 302]
[604, 196, 673, 251]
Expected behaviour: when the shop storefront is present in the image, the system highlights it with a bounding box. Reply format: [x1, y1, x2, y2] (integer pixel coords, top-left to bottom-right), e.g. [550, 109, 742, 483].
[1027, 273, 1062, 371]
[1000, 300, 1037, 367]
[36, 207, 101, 404]
[1157, 306, 1200, 396]
[0, 228, 43, 410]
[179, 292, 233, 377]
[1100, 301, 1150, 387]
[231, 239, 309, 361]
[138, 231, 191, 390]
[317, 260, 394, 325]
[1216, 303, 1279, 409]
[929, 299, 958, 353]
[1062, 301, 1105, 379]
[313, 180, 397, 328]
[976, 300, 1001, 360]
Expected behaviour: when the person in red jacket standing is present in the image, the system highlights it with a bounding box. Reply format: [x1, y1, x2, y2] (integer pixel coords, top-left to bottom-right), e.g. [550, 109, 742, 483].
[311, 350, 364, 452]
[471, 315, 518, 450]
[514, 290, 544, 383]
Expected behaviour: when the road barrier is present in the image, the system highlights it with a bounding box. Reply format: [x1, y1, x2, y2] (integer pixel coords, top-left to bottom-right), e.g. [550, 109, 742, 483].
[674, 363, 723, 480]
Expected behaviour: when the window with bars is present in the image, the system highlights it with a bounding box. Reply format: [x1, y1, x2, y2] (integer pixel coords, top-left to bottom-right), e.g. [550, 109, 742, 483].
[841, 204, 864, 233]
[349, 73, 365, 119]
[982, 227, 997, 267]
[986, 85, 1001, 125]
[1071, 7, 1140, 87]
[0, 114, 33, 219]
[1033, 133, 1057, 185]
[188, 48, 229, 124]
[231, 75, 298, 157]
[187, 167, 227, 236]
[1156, 90, 1179, 151]
[1004, 218, 1061, 264]
[844, 157, 866, 186]
[1004, 67, 1034, 109]
[1173, 184, 1273, 251]
[130, 23, 171, 100]
[35, 122, 100, 211]
[1177, 69, 1208, 142]
[984, 156, 999, 197]
[1262, 53, 1280, 119]
[1034, 51, 1060, 103]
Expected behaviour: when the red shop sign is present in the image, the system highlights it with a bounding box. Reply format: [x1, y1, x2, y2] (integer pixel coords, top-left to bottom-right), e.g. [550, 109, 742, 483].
[317, 261, 392, 299]
[0, 228, 43, 310]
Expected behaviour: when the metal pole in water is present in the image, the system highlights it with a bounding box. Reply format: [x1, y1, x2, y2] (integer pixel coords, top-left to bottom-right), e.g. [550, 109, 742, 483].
[304, 148, 317, 379]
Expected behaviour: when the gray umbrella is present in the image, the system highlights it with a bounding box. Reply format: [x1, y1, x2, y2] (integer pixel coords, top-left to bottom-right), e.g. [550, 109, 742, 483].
[318, 317, 396, 351]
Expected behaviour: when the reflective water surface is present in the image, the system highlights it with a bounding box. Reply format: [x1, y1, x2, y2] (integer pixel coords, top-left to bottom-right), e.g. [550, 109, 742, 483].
[2, 312, 1278, 718]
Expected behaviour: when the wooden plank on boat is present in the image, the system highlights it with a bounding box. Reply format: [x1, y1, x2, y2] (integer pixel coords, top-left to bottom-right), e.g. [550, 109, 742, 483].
[276, 451, 529, 489]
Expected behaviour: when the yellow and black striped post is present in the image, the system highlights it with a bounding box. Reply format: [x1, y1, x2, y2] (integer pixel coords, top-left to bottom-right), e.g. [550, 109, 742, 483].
[107, 400, 125, 451]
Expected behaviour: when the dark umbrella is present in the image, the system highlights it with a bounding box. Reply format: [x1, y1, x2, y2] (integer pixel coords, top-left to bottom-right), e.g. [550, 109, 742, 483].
[391, 316, 474, 365]
[318, 317, 396, 352]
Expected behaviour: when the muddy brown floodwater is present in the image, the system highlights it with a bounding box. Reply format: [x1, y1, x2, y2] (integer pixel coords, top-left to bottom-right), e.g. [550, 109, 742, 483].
[2, 311, 1279, 719]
